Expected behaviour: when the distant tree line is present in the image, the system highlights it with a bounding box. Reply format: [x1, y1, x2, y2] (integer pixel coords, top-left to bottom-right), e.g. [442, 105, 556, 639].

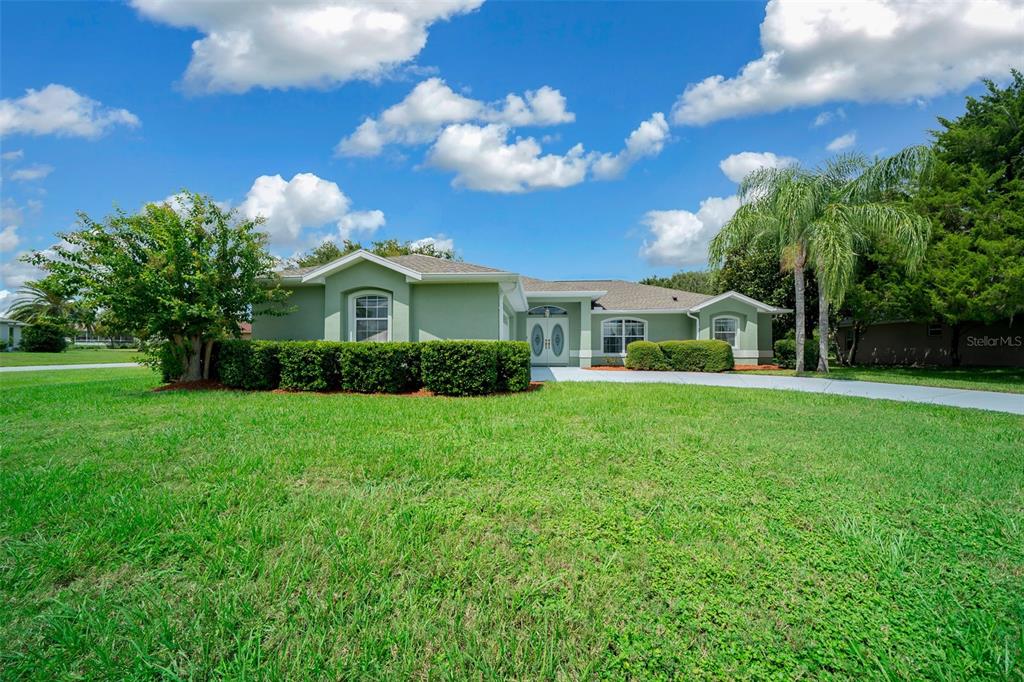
[645, 72, 1023, 369]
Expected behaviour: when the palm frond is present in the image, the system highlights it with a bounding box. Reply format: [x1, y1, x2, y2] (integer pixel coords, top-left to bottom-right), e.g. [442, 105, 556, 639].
[834, 202, 932, 270]
[843, 145, 934, 202]
[808, 210, 857, 305]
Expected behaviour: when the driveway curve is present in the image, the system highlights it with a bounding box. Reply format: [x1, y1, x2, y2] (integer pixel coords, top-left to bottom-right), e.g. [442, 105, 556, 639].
[531, 367, 1024, 415]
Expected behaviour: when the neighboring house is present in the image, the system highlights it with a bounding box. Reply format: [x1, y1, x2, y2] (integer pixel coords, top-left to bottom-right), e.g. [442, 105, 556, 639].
[253, 250, 790, 367]
[0, 317, 27, 349]
[837, 319, 1023, 367]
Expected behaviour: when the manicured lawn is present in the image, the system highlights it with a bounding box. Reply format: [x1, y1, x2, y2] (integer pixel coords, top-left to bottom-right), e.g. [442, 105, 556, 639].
[0, 348, 141, 367]
[2, 368, 1021, 679]
[738, 365, 1024, 394]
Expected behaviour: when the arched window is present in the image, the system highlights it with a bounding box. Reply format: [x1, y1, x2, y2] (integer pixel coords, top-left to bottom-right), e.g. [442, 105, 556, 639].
[528, 305, 569, 316]
[712, 316, 739, 348]
[349, 291, 391, 341]
[602, 318, 645, 354]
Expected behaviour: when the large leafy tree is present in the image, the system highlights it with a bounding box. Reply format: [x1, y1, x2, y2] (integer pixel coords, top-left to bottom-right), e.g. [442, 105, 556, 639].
[292, 237, 457, 268]
[710, 149, 932, 372]
[915, 72, 1024, 364]
[640, 270, 719, 295]
[25, 192, 289, 381]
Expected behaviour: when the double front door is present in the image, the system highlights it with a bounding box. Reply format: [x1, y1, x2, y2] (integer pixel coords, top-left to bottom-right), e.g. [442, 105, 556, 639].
[529, 316, 568, 365]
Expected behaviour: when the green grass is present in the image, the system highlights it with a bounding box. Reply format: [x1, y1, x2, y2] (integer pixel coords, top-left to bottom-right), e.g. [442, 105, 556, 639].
[2, 368, 1022, 679]
[738, 365, 1024, 394]
[0, 348, 141, 367]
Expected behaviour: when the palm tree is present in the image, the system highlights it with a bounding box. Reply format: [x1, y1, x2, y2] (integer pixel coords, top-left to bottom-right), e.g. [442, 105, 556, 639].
[710, 147, 932, 373]
[6, 278, 76, 323]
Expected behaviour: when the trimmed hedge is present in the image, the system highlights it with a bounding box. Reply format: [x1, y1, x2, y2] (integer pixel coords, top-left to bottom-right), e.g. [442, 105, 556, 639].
[495, 341, 531, 392]
[219, 339, 281, 389]
[421, 340, 499, 396]
[21, 321, 68, 352]
[209, 339, 531, 396]
[338, 342, 421, 393]
[625, 340, 669, 371]
[659, 340, 734, 372]
[774, 338, 820, 370]
[279, 341, 341, 391]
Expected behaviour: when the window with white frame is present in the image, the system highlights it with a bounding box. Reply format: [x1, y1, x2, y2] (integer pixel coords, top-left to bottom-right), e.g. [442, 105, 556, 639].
[351, 292, 390, 341]
[713, 316, 739, 348]
[602, 318, 645, 354]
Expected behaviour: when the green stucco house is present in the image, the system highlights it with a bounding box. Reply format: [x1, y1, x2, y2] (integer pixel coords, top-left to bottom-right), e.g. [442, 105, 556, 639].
[254, 250, 790, 367]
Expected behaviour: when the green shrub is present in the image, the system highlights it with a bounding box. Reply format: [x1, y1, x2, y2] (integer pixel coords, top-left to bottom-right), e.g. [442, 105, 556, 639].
[659, 340, 735, 372]
[421, 341, 498, 396]
[774, 338, 819, 370]
[20, 321, 69, 352]
[338, 342, 421, 393]
[0, 339, 8, 352]
[218, 340, 281, 390]
[495, 341, 531, 392]
[278, 341, 341, 391]
[625, 340, 669, 370]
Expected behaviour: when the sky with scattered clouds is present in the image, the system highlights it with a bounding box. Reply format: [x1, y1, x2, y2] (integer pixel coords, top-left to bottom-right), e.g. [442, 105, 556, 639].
[1, 0, 1021, 309]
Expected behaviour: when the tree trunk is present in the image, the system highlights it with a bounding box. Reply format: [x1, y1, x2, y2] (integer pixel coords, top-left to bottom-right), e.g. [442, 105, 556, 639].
[816, 276, 829, 373]
[845, 322, 863, 366]
[184, 335, 203, 381]
[950, 322, 962, 367]
[202, 339, 214, 380]
[793, 246, 807, 373]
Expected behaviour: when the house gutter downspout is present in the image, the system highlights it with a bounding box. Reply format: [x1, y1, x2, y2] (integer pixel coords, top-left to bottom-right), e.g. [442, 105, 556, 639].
[686, 310, 701, 340]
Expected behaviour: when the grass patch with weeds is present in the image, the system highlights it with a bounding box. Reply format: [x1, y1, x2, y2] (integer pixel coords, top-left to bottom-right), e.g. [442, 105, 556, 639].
[1, 368, 1022, 678]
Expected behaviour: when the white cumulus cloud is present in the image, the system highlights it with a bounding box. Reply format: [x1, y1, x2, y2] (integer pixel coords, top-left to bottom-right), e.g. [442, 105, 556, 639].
[239, 172, 384, 247]
[591, 112, 670, 180]
[336, 78, 574, 157]
[826, 132, 857, 152]
[0, 84, 139, 138]
[639, 197, 741, 267]
[131, 0, 483, 94]
[812, 107, 845, 127]
[410, 234, 455, 252]
[719, 151, 797, 183]
[672, 0, 1024, 125]
[0, 225, 20, 252]
[426, 123, 589, 193]
[1, 150, 24, 161]
[10, 164, 54, 182]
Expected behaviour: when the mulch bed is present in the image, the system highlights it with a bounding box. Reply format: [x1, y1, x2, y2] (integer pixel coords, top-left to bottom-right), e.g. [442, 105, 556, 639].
[154, 381, 544, 397]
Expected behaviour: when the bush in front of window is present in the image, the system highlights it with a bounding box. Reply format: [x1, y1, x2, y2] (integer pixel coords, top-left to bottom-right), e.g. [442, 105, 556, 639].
[279, 341, 342, 391]
[495, 341, 531, 392]
[659, 340, 734, 372]
[338, 341, 421, 393]
[420, 340, 499, 396]
[20, 320, 69, 353]
[773, 339, 819, 370]
[219, 339, 282, 389]
[624, 340, 670, 370]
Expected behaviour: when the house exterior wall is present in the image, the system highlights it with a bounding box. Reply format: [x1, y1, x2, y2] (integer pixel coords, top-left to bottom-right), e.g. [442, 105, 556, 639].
[589, 312, 694, 366]
[695, 300, 770, 363]
[252, 286, 325, 340]
[324, 260, 412, 341]
[411, 283, 501, 340]
[837, 320, 1023, 366]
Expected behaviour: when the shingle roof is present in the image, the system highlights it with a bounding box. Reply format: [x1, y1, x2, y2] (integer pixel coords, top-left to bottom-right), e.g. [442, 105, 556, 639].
[387, 254, 507, 274]
[522, 277, 713, 310]
[275, 253, 507, 278]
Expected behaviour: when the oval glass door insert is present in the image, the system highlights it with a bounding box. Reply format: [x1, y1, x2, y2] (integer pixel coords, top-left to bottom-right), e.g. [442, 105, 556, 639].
[551, 323, 565, 357]
[530, 324, 544, 356]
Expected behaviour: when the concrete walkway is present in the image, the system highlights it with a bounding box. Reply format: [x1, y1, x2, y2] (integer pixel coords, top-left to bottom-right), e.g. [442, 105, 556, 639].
[531, 366, 1024, 415]
[0, 362, 142, 373]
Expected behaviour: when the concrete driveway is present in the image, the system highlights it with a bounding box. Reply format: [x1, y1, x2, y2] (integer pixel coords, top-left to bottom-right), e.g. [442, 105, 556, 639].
[531, 366, 1024, 415]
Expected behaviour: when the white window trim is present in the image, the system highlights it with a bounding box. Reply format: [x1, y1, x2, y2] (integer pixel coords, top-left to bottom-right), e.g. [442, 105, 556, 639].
[348, 290, 392, 342]
[712, 315, 740, 349]
[601, 317, 647, 356]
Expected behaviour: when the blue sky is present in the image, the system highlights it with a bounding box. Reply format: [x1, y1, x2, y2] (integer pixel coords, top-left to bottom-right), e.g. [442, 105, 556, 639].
[1, 0, 1021, 304]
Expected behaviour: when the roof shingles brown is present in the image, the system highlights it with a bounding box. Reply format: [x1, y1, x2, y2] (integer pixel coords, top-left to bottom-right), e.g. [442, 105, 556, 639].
[522, 276, 712, 310]
[274, 252, 712, 311]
